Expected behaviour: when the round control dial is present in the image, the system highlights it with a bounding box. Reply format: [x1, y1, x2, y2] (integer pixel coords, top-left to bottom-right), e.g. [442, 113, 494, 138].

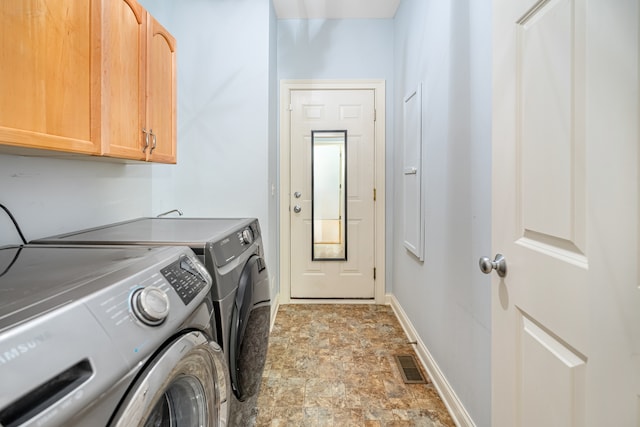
[240, 228, 254, 245]
[131, 287, 170, 326]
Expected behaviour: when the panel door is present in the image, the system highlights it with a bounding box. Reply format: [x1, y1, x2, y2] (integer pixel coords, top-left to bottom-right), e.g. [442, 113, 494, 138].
[290, 89, 376, 299]
[492, 0, 639, 425]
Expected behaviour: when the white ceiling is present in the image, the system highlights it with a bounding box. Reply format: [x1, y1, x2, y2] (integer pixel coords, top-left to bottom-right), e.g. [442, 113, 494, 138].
[272, 0, 401, 19]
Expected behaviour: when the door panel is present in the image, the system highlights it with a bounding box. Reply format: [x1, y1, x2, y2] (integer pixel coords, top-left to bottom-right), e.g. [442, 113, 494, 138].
[101, 0, 146, 160]
[146, 15, 176, 163]
[290, 89, 375, 299]
[520, 315, 586, 427]
[518, 0, 586, 252]
[493, 0, 639, 425]
[0, 0, 99, 153]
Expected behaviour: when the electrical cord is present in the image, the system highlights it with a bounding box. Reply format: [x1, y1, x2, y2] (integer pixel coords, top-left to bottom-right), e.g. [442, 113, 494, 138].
[0, 246, 22, 278]
[0, 203, 27, 245]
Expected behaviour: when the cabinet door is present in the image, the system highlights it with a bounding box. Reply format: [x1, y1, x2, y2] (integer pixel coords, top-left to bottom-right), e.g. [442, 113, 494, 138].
[101, 0, 146, 161]
[0, 0, 100, 154]
[145, 15, 177, 164]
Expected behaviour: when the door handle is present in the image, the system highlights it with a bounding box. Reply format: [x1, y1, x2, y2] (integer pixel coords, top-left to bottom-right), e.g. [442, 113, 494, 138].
[479, 254, 507, 277]
[293, 205, 302, 213]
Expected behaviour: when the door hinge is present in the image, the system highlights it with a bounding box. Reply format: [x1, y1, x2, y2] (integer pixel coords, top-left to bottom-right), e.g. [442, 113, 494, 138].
[288, 104, 293, 111]
[374, 267, 377, 280]
[374, 109, 377, 122]
[373, 188, 377, 201]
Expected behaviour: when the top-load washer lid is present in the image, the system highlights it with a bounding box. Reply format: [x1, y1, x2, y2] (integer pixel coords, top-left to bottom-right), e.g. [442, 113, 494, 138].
[0, 244, 213, 427]
[31, 217, 257, 250]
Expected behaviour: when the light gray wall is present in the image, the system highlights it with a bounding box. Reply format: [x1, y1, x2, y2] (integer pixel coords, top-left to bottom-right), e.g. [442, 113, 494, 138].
[393, 1, 492, 426]
[140, 0, 278, 291]
[278, 19, 395, 80]
[0, 155, 152, 246]
[142, 0, 271, 225]
[278, 18, 396, 289]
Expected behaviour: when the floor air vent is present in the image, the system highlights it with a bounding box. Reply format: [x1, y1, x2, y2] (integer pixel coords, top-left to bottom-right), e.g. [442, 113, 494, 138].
[394, 354, 427, 384]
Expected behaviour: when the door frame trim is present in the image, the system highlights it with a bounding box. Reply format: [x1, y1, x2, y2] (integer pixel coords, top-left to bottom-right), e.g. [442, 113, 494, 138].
[279, 79, 386, 304]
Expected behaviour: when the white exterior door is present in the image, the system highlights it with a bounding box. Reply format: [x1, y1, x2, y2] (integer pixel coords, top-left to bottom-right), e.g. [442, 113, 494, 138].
[289, 89, 376, 299]
[492, 0, 639, 426]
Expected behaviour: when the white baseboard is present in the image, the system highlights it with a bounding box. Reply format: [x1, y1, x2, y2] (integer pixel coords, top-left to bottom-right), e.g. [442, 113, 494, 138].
[386, 294, 476, 427]
[269, 292, 280, 331]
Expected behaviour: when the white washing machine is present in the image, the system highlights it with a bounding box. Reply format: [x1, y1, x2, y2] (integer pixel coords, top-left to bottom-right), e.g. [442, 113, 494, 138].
[0, 244, 229, 427]
[33, 217, 271, 426]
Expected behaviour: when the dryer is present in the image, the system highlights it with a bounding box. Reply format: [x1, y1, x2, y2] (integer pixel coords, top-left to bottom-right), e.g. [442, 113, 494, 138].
[0, 244, 229, 427]
[33, 217, 271, 426]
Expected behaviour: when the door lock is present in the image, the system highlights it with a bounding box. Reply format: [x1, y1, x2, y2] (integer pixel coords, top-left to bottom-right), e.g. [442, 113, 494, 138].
[293, 205, 302, 213]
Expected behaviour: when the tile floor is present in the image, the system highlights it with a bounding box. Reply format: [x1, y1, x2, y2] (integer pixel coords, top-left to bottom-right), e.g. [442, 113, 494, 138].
[256, 304, 456, 427]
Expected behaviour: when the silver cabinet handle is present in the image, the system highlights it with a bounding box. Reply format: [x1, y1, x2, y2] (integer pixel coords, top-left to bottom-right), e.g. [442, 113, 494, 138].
[142, 128, 150, 153]
[150, 130, 157, 154]
[294, 192, 302, 198]
[479, 254, 507, 277]
[293, 205, 302, 213]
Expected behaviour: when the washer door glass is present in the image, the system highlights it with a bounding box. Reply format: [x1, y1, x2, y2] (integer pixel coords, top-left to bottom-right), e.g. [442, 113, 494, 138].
[144, 376, 206, 427]
[111, 331, 228, 427]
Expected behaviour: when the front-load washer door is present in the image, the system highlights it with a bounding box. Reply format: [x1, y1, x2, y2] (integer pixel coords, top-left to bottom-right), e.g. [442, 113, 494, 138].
[110, 331, 229, 427]
[228, 255, 270, 401]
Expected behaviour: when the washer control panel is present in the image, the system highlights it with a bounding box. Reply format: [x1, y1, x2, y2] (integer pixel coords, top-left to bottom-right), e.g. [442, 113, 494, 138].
[161, 256, 210, 306]
[240, 228, 254, 245]
[210, 220, 261, 268]
[130, 286, 170, 325]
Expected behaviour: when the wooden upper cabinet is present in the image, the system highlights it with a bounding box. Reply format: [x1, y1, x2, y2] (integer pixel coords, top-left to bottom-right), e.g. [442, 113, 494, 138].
[145, 16, 177, 164]
[101, 1, 176, 163]
[100, 0, 147, 161]
[0, 0, 101, 154]
[0, 0, 177, 163]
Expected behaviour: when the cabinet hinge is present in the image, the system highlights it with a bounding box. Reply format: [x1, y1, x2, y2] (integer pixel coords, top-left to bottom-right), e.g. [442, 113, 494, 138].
[374, 267, 377, 280]
[373, 188, 377, 201]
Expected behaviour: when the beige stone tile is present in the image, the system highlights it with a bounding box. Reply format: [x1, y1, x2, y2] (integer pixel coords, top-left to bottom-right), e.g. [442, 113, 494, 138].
[303, 394, 336, 408]
[269, 407, 304, 427]
[305, 378, 346, 398]
[257, 304, 456, 427]
[332, 408, 364, 426]
[302, 407, 333, 427]
[255, 406, 273, 427]
[363, 407, 397, 422]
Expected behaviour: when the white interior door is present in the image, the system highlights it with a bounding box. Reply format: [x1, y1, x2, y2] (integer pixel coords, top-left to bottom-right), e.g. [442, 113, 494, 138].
[492, 0, 639, 426]
[289, 89, 376, 299]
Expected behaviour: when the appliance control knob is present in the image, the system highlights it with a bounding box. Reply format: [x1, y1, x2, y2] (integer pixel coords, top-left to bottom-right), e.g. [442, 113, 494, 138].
[131, 286, 170, 326]
[241, 228, 254, 245]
